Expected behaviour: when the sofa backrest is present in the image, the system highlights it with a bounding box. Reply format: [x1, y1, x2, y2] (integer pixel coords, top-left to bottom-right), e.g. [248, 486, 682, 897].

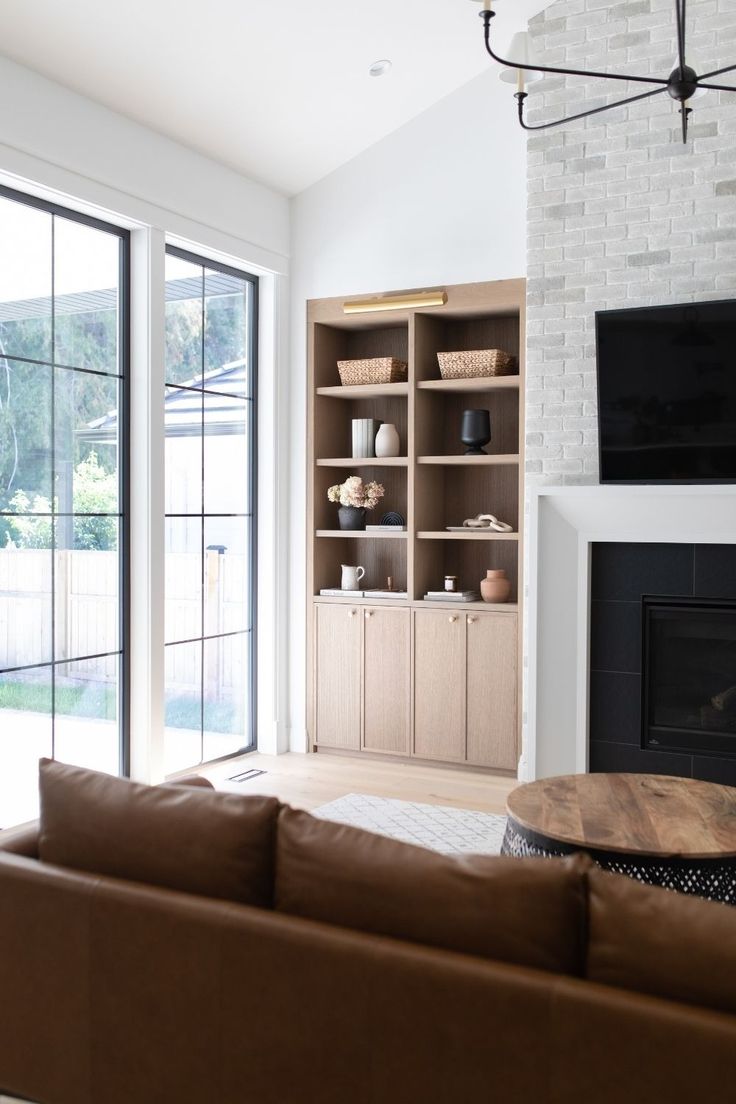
[4, 759, 736, 1021]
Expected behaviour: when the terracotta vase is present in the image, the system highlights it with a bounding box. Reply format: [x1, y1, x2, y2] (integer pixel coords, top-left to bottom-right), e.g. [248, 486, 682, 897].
[480, 568, 511, 604]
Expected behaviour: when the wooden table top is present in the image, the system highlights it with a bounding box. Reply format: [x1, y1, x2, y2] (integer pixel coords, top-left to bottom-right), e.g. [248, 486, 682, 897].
[506, 773, 736, 859]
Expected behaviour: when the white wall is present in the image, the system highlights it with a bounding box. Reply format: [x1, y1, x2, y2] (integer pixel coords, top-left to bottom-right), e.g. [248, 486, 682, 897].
[0, 54, 291, 775]
[287, 68, 527, 751]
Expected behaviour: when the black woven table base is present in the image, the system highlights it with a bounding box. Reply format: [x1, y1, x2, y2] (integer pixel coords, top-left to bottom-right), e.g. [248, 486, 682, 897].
[501, 820, 736, 905]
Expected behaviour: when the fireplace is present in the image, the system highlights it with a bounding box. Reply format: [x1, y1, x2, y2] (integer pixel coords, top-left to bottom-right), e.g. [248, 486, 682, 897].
[643, 596, 736, 759]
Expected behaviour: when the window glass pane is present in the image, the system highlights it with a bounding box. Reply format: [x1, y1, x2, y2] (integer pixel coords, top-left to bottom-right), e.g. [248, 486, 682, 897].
[54, 217, 121, 374]
[204, 269, 247, 382]
[0, 544, 53, 671]
[0, 193, 127, 829]
[0, 196, 52, 363]
[165, 255, 203, 386]
[0, 667, 52, 827]
[165, 517, 202, 645]
[54, 519, 120, 663]
[203, 393, 249, 515]
[165, 639, 202, 773]
[164, 248, 255, 774]
[203, 632, 249, 761]
[204, 518, 249, 636]
[165, 386, 202, 515]
[53, 656, 118, 774]
[0, 360, 53, 516]
[55, 368, 119, 517]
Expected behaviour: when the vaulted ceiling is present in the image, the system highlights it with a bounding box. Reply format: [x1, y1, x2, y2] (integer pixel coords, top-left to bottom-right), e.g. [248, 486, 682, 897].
[0, 0, 548, 195]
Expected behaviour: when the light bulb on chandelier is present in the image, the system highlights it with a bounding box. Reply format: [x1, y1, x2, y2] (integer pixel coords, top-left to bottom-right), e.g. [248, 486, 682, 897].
[472, 0, 735, 143]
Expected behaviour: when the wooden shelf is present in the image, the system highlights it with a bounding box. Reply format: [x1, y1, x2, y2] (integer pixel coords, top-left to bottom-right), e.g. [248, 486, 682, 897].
[308, 278, 526, 769]
[416, 531, 520, 541]
[414, 600, 519, 613]
[316, 530, 408, 539]
[417, 454, 519, 466]
[314, 595, 408, 606]
[417, 376, 520, 394]
[316, 383, 409, 399]
[316, 457, 408, 467]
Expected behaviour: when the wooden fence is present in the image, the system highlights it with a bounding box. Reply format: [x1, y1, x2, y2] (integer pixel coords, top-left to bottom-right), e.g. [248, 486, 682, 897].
[0, 548, 247, 695]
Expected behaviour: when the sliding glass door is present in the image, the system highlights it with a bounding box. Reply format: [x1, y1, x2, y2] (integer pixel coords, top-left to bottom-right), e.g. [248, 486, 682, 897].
[163, 247, 257, 775]
[0, 186, 129, 827]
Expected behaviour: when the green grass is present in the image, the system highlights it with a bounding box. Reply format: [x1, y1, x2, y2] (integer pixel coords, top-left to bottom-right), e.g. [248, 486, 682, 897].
[0, 680, 241, 733]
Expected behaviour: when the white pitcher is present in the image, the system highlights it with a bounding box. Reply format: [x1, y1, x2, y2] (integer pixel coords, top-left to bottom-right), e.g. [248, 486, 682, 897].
[341, 564, 365, 591]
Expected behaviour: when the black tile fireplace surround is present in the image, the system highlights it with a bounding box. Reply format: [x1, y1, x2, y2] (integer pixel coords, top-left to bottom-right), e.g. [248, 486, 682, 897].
[590, 543, 736, 786]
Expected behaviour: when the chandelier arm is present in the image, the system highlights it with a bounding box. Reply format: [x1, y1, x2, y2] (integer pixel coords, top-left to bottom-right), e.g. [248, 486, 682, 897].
[697, 80, 736, 92]
[698, 61, 736, 81]
[482, 12, 668, 87]
[514, 84, 670, 132]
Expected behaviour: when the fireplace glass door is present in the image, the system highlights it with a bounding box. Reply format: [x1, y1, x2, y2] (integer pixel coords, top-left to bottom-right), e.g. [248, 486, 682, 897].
[643, 596, 736, 758]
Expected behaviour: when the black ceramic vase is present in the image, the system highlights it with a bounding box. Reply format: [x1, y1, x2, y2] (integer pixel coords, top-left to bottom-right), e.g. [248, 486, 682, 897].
[338, 505, 367, 531]
[460, 409, 492, 455]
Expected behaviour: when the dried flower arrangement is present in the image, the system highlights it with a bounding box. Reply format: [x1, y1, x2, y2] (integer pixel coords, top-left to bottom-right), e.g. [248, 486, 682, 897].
[327, 475, 385, 510]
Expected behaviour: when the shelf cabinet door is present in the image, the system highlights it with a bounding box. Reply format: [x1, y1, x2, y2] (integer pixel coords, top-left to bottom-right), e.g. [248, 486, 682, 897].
[466, 612, 518, 770]
[363, 607, 411, 755]
[413, 610, 466, 762]
[315, 604, 361, 750]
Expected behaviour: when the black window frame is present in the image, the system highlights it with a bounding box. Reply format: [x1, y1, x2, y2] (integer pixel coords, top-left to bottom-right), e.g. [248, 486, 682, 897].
[164, 244, 258, 765]
[0, 182, 131, 776]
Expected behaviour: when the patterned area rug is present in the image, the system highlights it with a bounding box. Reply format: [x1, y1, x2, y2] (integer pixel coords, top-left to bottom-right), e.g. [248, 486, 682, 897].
[312, 793, 507, 855]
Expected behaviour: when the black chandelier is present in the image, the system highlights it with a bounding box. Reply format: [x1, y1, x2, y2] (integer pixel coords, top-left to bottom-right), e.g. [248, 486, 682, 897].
[478, 0, 736, 142]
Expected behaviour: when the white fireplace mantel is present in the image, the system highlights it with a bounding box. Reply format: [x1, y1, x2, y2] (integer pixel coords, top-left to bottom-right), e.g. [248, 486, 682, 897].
[524, 484, 736, 782]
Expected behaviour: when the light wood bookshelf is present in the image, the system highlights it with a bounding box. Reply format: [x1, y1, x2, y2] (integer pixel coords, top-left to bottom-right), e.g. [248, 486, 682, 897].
[307, 278, 526, 768]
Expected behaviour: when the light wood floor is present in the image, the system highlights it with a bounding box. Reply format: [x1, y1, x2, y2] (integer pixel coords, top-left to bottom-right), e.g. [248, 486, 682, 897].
[200, 751, 517, 815]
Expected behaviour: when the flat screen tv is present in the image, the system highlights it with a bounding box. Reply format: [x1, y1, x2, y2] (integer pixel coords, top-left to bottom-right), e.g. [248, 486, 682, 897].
[596, 299, 736, 483]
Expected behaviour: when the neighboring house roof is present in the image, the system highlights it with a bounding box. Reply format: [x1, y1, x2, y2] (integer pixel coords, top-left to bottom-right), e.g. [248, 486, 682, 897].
[80, 359, 249, 443]
[0, 272, 245, 323]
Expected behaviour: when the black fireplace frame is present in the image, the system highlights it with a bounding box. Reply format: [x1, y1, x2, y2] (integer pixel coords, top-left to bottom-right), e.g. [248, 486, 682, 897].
[641, 594, 736, 760]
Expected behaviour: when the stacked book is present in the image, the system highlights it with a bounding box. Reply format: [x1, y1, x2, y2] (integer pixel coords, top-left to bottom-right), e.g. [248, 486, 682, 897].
[423, 590, 480, 603]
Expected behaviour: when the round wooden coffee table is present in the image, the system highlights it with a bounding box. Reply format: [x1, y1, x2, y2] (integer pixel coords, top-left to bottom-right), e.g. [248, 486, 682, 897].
[502, 773, 736, 904]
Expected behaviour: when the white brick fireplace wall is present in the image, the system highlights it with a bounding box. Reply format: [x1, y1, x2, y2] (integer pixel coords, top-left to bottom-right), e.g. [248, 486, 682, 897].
[522, 0, 736, 779]
[526, 0, 736, 487]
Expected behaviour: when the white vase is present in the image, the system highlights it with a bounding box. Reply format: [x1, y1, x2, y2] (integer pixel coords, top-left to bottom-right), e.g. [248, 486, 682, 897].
[375, 423, 400, 458]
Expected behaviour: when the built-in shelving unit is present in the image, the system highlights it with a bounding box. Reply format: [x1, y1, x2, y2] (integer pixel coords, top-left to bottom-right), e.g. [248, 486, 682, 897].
[307, 278, 525, 769]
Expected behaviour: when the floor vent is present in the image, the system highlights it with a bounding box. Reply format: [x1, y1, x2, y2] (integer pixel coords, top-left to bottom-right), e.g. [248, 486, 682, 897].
[227, 768, 267, 783]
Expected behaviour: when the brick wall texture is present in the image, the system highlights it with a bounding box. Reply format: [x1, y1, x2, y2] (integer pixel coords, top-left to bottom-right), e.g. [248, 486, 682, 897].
[526, 0, 736, 485]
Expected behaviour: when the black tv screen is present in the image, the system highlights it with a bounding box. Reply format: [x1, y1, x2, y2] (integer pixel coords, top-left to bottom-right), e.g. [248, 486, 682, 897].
[596, 299, 736, 483]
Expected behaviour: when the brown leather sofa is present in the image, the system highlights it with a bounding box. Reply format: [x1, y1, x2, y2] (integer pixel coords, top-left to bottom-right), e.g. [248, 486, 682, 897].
[0, 759, 735, 1104]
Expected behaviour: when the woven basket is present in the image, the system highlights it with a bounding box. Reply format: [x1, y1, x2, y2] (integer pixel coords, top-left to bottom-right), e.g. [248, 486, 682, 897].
[337, 357, 408, 386]
[437, 349, 516, 380]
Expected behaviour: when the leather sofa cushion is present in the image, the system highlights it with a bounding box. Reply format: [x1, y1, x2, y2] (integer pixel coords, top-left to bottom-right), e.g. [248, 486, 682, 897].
[587, 867, 736, 1015]
[38, 758, 279, 906]
[275, 806, 588, 975]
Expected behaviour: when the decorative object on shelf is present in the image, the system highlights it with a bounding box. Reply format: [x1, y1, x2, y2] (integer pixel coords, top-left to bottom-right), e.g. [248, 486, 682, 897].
[444, 575, 458, 592]
[438, 348, 515, 380]
[424, 590, 481, 603]
[480, 569, 511, 604]
[337, 357, 407, 386]
[453, 513, 514, 533]
[380, 510, 405, 527]
[351, 418, 380, 458]
[460, 409, 491, 455]
[475, 0, 729, 143]
[341, 564, 366, 591]
[375, 422, 401, 457]
[328, 476, 385, 530]
[343, 290, 447, 315]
